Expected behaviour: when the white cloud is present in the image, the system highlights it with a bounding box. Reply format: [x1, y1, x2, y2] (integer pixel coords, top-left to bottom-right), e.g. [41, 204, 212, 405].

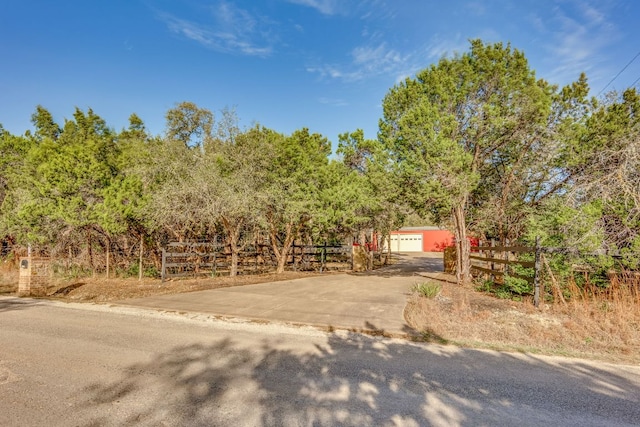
[318, 97, 348, 106]
[352, 43, 401, 66]
[285, 0, 340, 15]
[308, 42, 412, 82]
[580, 2, 606, 26]
[286, 0, 384, 17]
[542, 1, 620, 84]
[425, 35, 468, 60]
[158, 2, 276, 57]
[306, 64, 362, 81]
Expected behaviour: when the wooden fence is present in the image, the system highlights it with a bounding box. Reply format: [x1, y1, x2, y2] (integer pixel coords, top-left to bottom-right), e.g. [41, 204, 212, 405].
[470, 237, 543, 306]
[161, 242, 276, 281]
[161, 242, 354, 281]
[289, 243, 353, 271]
[457, 238, 639, 307]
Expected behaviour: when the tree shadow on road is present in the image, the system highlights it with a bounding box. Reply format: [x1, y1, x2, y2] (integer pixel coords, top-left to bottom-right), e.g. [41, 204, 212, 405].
[77, 322, 640, 426]
[0, 297, 39, 312]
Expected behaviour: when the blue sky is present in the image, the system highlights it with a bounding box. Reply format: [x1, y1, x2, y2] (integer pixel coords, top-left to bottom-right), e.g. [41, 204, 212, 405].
[2, 0, 640, 149]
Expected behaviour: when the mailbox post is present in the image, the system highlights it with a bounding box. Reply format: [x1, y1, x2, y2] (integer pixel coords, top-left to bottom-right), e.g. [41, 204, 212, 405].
[18, 257, 50, 297]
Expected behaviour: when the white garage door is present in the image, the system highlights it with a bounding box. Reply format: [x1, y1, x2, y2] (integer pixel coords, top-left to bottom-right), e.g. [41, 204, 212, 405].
[390, 234, 423, 252]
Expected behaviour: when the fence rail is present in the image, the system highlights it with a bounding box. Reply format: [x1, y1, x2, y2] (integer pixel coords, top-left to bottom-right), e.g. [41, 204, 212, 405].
[1, 237, 391, 285]
[161, 243, 355, 281]
[470, 238, 543, 306]
[289, 244, 352, 272]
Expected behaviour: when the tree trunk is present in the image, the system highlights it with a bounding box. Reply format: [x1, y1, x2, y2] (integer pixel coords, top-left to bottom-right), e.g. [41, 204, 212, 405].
[384, 233, 390, 265]
[452, 202, 471, 285]
[269, 221, 297, 274]
[221, 217, 242, 277]
[230, 249, 239, 277]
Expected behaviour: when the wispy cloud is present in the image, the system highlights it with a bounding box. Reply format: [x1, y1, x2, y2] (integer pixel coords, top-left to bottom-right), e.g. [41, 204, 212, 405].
[307, 42, 411, 82]
[286, 0, 383, 17]
[306, 64, 361, 81]
[158, 1, 275, 57]
[318, 97, 348, 106]
[424, 34, 469, 60]
[540, 1, 619, 84]
[306, 33, 477, 84]
[285, 0, 340, 15]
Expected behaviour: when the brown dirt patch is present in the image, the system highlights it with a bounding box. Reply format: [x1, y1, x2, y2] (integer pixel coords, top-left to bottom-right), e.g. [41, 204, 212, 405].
[0, 271, 326, 302]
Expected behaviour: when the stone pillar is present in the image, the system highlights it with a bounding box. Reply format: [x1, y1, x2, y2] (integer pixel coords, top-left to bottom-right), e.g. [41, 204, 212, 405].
[18, 257, 51, 297]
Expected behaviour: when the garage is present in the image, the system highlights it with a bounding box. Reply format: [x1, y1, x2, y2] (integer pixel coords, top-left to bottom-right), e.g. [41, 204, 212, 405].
[384, 226, 455, 252]
[389, 233, 423, 252]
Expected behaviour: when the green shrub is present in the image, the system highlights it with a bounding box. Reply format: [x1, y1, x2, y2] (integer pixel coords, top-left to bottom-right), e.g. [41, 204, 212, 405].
[120, 263, 159, 278]
[504, 275, 531, 295]
[412, 281, 441, 298]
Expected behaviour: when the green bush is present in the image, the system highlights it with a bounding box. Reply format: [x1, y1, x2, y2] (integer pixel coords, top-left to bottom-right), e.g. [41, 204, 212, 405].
[120, 263, 159, 278]
[504, 275, 531, 295]
[412, 281, 441, 298]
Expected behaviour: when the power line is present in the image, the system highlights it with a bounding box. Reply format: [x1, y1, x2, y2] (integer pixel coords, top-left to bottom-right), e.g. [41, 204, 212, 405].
[596, 50, 640, 97]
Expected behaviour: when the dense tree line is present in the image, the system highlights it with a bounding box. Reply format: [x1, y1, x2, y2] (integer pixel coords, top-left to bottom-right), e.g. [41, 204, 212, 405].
[1, 40, 638, 285]
[0, 103, 398, 276]
[378, 40, 640, 285]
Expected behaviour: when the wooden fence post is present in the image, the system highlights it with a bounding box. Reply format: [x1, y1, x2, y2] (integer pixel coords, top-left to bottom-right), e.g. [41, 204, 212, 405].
[106, 239, 110, 279]
[350, 237, 355, 271]
[534, 236, 541, 307]
[213, 251, 217, 277]
[161, 248, 166, 283]
[321, 241, 327, 272]
[138, 235, 143, 282]
[490, 239, 495, 283]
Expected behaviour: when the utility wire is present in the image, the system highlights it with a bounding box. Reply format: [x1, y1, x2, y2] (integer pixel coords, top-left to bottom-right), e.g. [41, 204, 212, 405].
[596, 50, 640, 97]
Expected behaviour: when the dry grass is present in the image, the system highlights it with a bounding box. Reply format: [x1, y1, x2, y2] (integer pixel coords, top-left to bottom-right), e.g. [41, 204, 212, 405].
[0, 268, 326, 302]
[405, 274, 640, 364]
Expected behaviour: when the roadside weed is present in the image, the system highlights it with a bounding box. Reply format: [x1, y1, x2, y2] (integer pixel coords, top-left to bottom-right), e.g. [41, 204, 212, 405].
[412, 281, 442, 299]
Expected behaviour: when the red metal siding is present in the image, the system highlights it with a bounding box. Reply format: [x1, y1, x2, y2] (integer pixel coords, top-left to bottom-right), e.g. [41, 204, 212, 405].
[421, 230, 454, 251]
[390, 229, 454, 252]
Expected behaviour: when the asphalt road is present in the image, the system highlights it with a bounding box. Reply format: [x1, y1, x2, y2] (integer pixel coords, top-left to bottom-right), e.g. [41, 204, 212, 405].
[1, 297, 639, 427]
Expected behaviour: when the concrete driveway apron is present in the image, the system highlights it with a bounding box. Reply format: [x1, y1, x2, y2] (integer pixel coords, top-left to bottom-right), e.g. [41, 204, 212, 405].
[117, 253, 444, 336]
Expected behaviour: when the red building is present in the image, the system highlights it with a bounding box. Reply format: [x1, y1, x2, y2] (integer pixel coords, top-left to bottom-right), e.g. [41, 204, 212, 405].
[387, 226, 455, 252]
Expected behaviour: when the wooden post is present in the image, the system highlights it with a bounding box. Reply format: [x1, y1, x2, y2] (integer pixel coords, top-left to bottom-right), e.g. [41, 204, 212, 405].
[490, 239, 495, 283]
[534, 236, 541, 308]
[503, 238, 509, 282]
[321, 241, 327, 272]
[350, 236, 354, 271]
[88, 232, 95, 278]
[106, 240, 110, 279]
[138, 235, 143, 282]
[161, 248, 166, 283]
